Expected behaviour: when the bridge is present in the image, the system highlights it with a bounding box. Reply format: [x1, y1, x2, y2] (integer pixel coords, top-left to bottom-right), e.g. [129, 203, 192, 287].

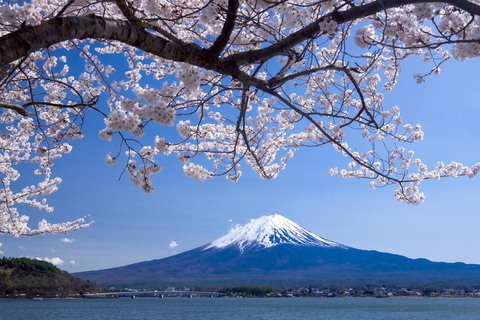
[84, 290, 225, 299]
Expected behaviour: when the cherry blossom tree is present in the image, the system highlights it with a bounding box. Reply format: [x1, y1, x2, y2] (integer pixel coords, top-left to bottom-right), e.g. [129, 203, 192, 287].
[1, 0, 480, 250]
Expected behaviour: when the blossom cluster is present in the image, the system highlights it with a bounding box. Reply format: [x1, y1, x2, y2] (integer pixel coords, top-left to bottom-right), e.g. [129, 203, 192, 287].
[0, 106, 93, 250]
[319, 18, 338, 36]
[0, 2, 43, 26]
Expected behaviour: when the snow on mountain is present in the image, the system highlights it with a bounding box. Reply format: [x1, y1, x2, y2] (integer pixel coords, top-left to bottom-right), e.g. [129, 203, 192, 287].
[204, 214, 346, 252]
[76, 214, 480, 288]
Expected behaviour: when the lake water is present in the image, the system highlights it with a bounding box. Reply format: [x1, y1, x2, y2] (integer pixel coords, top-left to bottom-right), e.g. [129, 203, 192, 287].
[2, 297, 480, 319]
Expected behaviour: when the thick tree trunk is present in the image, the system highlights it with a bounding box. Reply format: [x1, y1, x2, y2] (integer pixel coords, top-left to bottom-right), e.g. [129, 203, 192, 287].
[0, 15, 224, 72]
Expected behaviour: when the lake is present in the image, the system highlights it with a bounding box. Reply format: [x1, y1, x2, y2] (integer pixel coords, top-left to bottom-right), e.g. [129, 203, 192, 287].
[2, 297, 480, 319]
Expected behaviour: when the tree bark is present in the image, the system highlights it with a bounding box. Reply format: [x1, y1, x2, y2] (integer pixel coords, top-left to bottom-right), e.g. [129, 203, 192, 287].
[0, 15, 221, 71]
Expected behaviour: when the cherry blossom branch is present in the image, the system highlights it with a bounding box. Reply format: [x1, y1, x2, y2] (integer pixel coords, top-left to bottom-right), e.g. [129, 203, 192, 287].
[207, 0, 239, 56]
[227, 0, 480, 66]
[339, 67, 379, 129]
[268, 64, 358, 88]
[258, 85, 407, 186]
[113, 0, 188, 45]
[1, 0, 478, 73]
[55, 0, 76, 18]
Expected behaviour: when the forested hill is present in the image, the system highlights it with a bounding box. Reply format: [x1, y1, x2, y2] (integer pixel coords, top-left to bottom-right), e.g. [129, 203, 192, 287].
[0, 257, 98, 295]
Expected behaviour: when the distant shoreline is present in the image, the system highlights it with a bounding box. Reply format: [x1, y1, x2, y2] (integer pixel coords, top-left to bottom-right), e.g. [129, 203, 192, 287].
[2, 295, 480, 300]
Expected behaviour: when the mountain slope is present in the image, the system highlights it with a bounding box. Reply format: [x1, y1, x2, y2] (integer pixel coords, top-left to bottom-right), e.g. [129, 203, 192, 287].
[75, 215, 480, 288]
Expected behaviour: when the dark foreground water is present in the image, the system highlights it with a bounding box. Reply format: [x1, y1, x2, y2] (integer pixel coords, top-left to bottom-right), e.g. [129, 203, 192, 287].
[2, 297, 480, 320]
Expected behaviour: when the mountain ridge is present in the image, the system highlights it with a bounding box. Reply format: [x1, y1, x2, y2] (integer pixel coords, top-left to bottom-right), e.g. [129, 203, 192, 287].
[75, 214, 480, 288]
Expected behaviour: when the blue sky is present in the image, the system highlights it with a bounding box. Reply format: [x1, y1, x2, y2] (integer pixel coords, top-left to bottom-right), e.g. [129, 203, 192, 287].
[1, 54, 479, 273]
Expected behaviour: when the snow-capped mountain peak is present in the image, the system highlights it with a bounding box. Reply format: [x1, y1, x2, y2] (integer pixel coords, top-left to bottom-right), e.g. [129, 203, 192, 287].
[204, 214, 345, 252]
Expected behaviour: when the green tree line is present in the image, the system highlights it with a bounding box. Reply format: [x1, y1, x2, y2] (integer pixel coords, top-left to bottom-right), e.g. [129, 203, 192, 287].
[221, 285, 274, 297]
[0, 257, 98, 295]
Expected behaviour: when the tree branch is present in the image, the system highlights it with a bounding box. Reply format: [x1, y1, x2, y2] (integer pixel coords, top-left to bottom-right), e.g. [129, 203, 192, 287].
[260, 86, 403, 185]
[0, 16, 218, 72]
[207, 0, 239, 56]
[0, 102, 28, 116]
[0, 15, 263, 89]
[226, 0, 480, 66]
[55, 0, 76, 17]
[268, 64, 360, 88]
[1, 1, 478, 98]
[267, 49, 302, 88]
[114, 0, 188, 45]
[339, 68, 379, 129]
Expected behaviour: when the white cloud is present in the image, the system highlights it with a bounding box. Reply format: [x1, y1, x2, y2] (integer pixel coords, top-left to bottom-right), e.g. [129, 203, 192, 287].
[169, 241, 178, 250]
[19, 246, 24, 250]
[37, 257, 64, 266]
[69, 260, 75, 265]
[228, 219, 233, 222]
[61, 238, 75, 243]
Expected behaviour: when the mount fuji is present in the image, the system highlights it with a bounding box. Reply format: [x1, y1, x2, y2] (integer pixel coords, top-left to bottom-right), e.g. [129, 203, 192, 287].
[75, 214, 480, 288]
[205, 214, 345, 252]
